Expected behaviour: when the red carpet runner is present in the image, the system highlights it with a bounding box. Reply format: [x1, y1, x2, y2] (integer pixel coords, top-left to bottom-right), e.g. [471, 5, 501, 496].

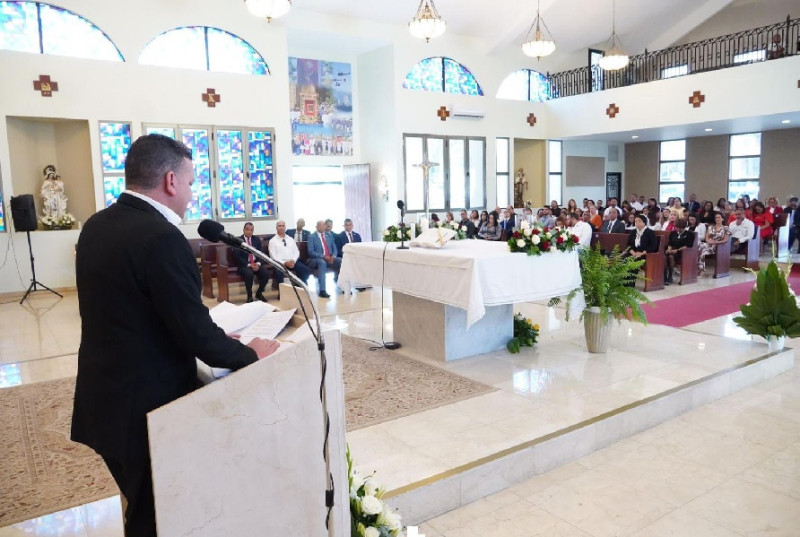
[643, 265, 800, 328]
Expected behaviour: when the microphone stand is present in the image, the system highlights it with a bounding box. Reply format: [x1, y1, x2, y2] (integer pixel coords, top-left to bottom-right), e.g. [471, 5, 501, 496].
[226, 239, 335, 535]
[397, 205, 409, 251]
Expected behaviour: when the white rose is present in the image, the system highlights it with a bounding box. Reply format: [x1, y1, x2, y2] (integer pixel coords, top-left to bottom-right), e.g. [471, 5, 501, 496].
[550, 246, 557, 252]
[520, 220, 530, 230]
[363, 478, 380, 497]
[396, 230, 402, 238]
[532, 235, 541, 245]
[516, 239, 526, 248]
[364, 527, 380, 537]
[382, 230, 389, 236]
[523, 228, 532, 237]
[382, 510, 402, 531]
[361, 495, 384, 516]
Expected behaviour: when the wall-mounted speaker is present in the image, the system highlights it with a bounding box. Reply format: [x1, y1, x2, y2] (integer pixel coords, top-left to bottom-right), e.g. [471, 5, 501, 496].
[10, 194, 38, 232]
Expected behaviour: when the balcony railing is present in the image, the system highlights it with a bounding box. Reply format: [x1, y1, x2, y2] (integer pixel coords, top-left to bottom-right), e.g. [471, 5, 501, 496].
[546, 16, 799, 99]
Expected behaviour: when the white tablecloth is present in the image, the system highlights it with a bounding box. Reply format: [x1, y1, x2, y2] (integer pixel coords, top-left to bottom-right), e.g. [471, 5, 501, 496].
[338, 240, 581, 327]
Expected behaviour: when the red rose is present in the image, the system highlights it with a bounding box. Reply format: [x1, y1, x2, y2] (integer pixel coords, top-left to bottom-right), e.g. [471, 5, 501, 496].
[513, 231, 521, 239]
[531, 228, 540, 235]
[572, 235, 579, 243]
[557, 236, 564, 244]
[541, 240, 550, 249]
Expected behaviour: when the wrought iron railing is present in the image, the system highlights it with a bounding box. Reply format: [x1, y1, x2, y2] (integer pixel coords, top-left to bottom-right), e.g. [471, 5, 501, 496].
[546, 16, 798, 99]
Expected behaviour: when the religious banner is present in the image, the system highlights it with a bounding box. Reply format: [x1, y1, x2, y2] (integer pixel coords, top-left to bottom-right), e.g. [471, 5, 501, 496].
[288, 57, 353, 156]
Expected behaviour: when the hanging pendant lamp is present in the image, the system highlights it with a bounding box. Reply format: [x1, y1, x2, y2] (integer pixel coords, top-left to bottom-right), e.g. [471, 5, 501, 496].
[598, 0, 629, 70]
[521, 0, 556, 59]
[244, 0, 291, 23]
[409, 0, 447, 43]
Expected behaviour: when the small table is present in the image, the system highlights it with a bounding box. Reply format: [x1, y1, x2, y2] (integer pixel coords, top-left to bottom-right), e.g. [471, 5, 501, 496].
[338, 241, 581, 360]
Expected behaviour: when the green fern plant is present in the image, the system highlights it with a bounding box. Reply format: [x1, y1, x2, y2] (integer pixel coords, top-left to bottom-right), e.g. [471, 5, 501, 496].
[733, 260, 800, 338]
[549, 244, 652, 324]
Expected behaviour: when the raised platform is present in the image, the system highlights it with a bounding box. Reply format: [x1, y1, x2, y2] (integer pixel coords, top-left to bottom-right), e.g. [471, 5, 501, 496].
[344, 303, 795, 525]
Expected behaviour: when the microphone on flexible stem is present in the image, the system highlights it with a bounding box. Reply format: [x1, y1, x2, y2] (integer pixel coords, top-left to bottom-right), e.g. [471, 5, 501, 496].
[396, 199, 409, 251]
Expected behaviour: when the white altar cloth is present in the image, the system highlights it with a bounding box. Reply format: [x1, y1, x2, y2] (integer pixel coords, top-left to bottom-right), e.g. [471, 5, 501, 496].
[338, 240, 581, 327]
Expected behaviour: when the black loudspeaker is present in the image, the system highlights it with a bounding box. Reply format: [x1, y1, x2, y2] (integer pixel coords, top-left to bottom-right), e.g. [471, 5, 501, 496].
[10, 194, 38, 232]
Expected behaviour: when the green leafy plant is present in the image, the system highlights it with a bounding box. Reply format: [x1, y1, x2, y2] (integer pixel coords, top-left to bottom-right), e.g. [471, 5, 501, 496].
[734, 260, 800, 339]
[507, 313, 540, 353]
[549, 244, 652, 324]
[347, 445, 402, 537]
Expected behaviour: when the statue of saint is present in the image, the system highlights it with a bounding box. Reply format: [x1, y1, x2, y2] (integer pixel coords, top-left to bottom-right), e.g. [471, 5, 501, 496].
[40, 164, 68, 220]
[513, 168, 527, 209]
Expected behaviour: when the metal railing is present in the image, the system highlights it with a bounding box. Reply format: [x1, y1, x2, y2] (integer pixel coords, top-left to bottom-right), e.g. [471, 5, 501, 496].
[546, 16, 799, 99]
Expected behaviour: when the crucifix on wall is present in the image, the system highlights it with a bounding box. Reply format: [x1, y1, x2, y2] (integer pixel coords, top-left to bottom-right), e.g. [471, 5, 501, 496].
[413, 159, 440, 221]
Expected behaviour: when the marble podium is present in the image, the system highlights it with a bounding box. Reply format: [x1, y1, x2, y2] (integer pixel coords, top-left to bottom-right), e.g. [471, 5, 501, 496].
[338, 241, 581, 361]
[147, 329, 349, 537]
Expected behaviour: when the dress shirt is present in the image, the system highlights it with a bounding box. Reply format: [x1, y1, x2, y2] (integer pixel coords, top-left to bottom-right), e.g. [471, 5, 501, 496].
[630, 201, 644, 212]
[123, 190, 181, 227]
[603, 206, 621, 218]
[538, 215, 556, 229]
[570, 220, 592, 248]
[268, 234, 300, 263]
[729, 218, 755, 242]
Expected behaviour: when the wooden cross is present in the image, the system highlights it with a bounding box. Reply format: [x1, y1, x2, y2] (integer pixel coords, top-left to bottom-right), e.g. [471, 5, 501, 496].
[689, 90, 705, 108]
[202, 88, 221, 108]
[33, 75, 58, 97]
[437, 106, 450, 121]
[606, 103, 620, 118]
[526, 113, 537, 127]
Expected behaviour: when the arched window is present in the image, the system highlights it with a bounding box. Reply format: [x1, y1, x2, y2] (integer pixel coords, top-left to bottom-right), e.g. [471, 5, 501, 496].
[0, 1, 123, 61]
[496, 69, 551, 102]
[139, 26, 268, 76]
[403, 57, 483, 96]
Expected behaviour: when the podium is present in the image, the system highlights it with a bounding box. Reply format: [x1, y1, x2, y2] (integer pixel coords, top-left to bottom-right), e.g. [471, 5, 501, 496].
[147, 329, 349, 536]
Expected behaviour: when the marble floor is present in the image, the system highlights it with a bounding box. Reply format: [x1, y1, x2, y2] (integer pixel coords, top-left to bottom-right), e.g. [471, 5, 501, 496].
[1, 259, 799, 536]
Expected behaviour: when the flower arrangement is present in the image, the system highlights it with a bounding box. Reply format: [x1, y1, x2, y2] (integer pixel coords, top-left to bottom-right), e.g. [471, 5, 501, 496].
[41, 213, 76, 230]
[507, 313, 539, 353]
[507, 220, 578, 256]
[436, 221, 467, 240]
[347, 446, 402, 537]
[382, 224, 411, 243]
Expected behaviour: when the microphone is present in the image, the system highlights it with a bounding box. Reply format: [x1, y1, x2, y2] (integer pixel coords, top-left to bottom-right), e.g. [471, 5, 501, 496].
[396, 201, 409, 250]
[396, 199, 405, 210]
[197, 219, 243, 247]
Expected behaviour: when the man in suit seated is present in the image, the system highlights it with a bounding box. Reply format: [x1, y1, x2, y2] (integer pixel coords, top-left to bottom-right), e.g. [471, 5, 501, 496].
[335, 218, 362, 257]
[601, 207, 626, 234]
[233, 222, 270, 303]
[287, 218, 310, 242]
[308, 219, 341, 298]
[268, 220, 311, 286]
[785, 197, 800, 253]
[458, 210, 477, 238]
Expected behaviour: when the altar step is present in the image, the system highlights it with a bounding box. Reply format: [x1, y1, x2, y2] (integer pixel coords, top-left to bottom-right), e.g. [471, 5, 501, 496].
[385, 347, 795, 525]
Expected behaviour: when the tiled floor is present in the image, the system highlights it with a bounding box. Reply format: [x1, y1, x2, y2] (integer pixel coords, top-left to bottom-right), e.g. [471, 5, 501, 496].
[1, 258, 798, 536]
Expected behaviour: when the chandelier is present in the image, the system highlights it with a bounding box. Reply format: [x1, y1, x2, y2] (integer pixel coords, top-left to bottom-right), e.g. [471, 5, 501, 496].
[409, 0, 447, 43]
[521, 0, 555, 59]
[244, 0, 291, 22]
[598, 0, 629, 70]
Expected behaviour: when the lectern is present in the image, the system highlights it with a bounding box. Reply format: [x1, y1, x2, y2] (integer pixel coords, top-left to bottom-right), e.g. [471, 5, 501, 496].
[147, 329, 349, 536]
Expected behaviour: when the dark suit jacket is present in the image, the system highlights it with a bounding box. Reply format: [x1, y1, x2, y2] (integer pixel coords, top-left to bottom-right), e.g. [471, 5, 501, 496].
[286, 228, 310, 242]
[233, 234, 264, 268]
[602, 219, 627, 234]
[684, 201, 701, 214]
[627, 227, 659, 253]
[668, 230, 695, 250]
[459, 219, 477, 239]
[72, 193, 257, 460]
[785, 207, 800, 228]
[334, 230, 362, 255]
[500, 215, 515, 235]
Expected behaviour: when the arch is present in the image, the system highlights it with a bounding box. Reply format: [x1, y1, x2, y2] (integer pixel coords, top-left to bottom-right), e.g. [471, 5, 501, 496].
[496, 69, 550, 102]
[0, 1, 123, 61]
[403, 56, 483, 96]
[139, 26, 269, 75]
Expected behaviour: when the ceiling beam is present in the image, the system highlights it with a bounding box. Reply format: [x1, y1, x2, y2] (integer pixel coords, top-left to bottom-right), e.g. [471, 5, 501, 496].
[645, 0, 735, 51]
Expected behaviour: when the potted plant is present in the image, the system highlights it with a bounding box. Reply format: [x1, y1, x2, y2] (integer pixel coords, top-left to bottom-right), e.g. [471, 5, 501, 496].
[550, 244, 651, 353]
[734, 260, 800, 351]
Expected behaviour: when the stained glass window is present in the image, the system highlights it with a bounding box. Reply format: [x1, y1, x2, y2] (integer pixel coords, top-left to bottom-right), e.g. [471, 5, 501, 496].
[0, 188, 5, 232]
[496, 69, 550, 102]
[403, 57, 483, 96]
[249, 131, 275, 217]
[216, 130, 246, 220]
[99, 122, 132, 207]
[139, 26, 268, 76]
[181, 128, 213, 221]
[144, 126, 176, 138]
[0, 2, 123, 60]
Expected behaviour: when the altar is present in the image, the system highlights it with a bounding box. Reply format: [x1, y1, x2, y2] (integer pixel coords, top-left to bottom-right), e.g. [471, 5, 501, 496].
[337, 240, 581, 360]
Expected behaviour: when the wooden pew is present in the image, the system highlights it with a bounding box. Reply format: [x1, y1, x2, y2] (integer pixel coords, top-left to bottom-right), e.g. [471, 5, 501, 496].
[591, 232, 629, 253]
[730, 236, 760, 271]
[187, 238, 206, 266]
[643, 233, 666, 292]
[709, 239, 731, 279]
[216, 245, 276, 303]
[655, 230, 699, 286]
[200, 243, 221, 299]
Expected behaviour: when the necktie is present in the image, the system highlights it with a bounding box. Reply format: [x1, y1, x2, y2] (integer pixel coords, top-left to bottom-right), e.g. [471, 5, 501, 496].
[247, 236, 254, 264]
[347, 232, 353, 243]
[320, 233, 330, 256]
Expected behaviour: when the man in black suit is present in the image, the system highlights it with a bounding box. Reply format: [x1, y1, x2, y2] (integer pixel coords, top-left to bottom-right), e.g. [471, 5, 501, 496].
[286, 218, 310, 242]
[72, 134, 279, 537]
[601, 207, 626, 233]
[334, 218, 362, 257]
[785, 196, 800, 253]
[233, 221, 270, 303]
[684, 193, 701, 215]
[458, 210, 477, 238]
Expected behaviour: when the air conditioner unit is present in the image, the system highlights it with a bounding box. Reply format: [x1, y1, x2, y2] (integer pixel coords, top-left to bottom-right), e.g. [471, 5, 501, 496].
[450, 106, 485, 119]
